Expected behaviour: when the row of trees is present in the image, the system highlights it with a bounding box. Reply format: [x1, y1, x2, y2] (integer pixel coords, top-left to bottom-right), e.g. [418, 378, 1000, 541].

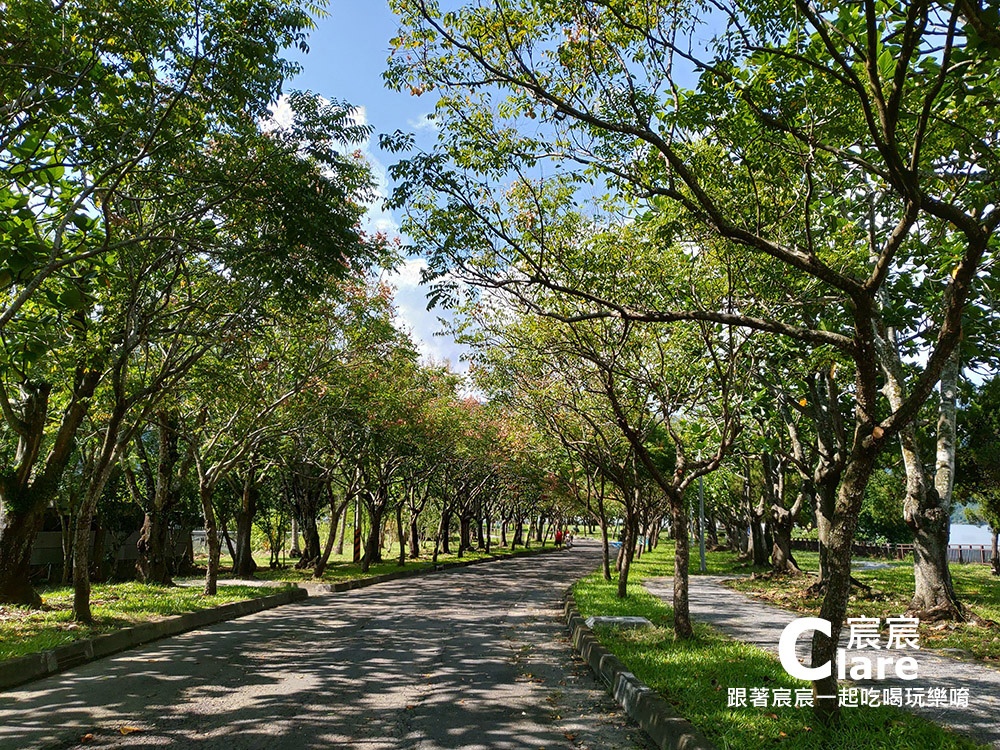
[0, 0, 571, 627]
[384, 0, 1000, 723]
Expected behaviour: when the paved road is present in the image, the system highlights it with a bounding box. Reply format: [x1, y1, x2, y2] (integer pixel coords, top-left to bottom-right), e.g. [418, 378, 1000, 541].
[0, 542, 653, 750]
[646, 575, 1000, 748]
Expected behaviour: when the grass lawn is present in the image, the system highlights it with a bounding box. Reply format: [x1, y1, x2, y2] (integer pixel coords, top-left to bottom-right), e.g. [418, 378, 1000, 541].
[573, 541, 987, 750]
[726, 550, 1000, 664]
[0, 581, 278, 662]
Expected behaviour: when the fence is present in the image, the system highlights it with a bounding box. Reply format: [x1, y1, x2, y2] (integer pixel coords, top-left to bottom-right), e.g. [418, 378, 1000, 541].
[790, 538, 997, 565]
[30, 529, 188, 566]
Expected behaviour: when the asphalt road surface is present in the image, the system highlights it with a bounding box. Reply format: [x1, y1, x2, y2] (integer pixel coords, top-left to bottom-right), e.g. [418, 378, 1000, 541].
[0, 541, 653, 750]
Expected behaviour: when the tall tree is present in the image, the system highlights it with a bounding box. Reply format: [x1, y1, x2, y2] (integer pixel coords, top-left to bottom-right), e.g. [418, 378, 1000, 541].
[388, 0, 999, 719]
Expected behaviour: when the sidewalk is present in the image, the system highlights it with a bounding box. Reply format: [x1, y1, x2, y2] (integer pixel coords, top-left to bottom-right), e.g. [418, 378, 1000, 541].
[645, 575, 1000, 748]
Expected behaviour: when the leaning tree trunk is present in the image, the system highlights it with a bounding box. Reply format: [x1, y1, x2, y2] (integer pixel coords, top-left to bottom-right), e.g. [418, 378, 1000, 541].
[335, 507, 348, 557]
[880, 329, 962, 618]
[0, 369, 100, 607]
[616, 513, 639, 599]
[198, 482, 222, 595]
[991, 531, 999, 576]
[73, 408, 127, 623]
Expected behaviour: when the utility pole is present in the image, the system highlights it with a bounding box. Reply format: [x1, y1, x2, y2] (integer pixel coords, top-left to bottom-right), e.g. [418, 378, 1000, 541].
[699, 475, 707, 573]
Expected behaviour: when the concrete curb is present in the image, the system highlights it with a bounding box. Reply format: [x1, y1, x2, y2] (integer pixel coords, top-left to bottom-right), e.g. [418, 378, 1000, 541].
[564, 594, 716, 750]
[0, 586, 308, 693]
[308, 545, 563, 594]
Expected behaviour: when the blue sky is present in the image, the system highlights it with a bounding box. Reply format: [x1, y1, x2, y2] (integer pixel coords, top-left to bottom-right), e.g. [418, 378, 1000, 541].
[284, 1, 467, 369]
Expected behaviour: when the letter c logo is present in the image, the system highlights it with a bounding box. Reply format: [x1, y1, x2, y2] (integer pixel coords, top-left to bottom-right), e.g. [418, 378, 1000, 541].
[779, 617, 832, 681]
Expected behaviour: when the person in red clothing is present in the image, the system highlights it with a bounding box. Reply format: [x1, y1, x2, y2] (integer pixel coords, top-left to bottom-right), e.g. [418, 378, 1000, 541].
[554, 529, 564, 547]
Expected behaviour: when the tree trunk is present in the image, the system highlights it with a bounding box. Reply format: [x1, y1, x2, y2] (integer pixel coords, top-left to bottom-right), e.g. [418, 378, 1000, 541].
[408, 516, 420, 558]
[810, 447, 878, 723]
[0, 367, 100, 607]
[334, 506, 348, 557]
[136, 511, 172, 585]
[314, 494, 348, 578]
[900, 400, 962, 615]
[616, 516, 637, 598]
[512, 515, 523, 547]
[234, 478, 259, 578]
[879, 327, 962, 617]
[73, 407, 128, 623]
[136, 410, 185, 586]
[300, 512, 322, 566]
[440, 507, 451, 553]
[361, 500, 384, 572]
[991, 531, 999, 576]
[221, 519, 237, 565]
[599, 515, 612, 581]
[196, 482, 221, 595]
[908, 353, 962, 617]
[60, 514, 73, 585]
[814, 482, 836, 587]
[706, 513, 719, 549]
[770, 506, 802, 575]
[0, 512, 44, 606]
[396, 503, 405, 566]
[289, 515, 301, 557]
[750, 516, 768, 567]
[671, 502, 693, 639]
[458, 515, 471, 556]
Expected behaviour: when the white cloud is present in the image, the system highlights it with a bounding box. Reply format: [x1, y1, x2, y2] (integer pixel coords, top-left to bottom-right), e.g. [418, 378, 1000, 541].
[385, 257, 428, 289]
[407, 113, 439, 132]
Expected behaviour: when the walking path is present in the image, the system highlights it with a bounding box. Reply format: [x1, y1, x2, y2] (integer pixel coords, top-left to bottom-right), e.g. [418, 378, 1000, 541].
[646, 575, 1000, 748]
[0, 543, 652, 750]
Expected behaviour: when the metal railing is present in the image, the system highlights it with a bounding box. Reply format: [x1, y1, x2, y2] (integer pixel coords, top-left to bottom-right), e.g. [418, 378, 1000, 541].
[790, 538, 996, 564]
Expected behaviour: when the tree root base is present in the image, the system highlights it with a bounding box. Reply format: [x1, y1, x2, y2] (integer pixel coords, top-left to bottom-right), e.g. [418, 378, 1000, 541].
[805, 576, 879, 598]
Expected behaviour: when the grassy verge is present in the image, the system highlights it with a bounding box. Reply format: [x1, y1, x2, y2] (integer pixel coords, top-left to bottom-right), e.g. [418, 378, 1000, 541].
[0, 581, 278, 662]
[573, 542, 986, 750]
[726, 550, 1000, 664]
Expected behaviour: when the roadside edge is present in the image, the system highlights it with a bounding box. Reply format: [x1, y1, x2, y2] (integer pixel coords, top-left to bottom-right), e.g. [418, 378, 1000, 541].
[0, 586, 308, 692]
[563, 592, 716, 750]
